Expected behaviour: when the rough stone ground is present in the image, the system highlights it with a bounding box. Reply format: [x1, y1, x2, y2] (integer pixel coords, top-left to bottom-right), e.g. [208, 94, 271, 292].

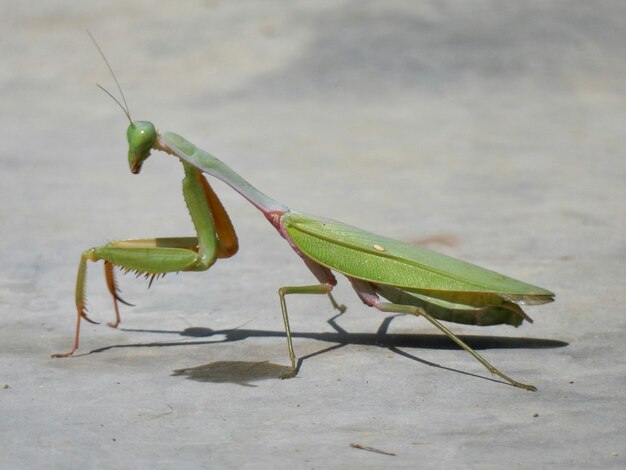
[1, 1, 624, 468]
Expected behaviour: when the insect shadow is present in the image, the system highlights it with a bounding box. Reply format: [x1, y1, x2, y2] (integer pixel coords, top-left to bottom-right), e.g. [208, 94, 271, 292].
[85, 312, 568, 386]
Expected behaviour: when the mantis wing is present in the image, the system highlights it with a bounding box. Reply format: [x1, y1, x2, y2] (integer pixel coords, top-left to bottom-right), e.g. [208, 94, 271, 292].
[282, 211, 554, 310]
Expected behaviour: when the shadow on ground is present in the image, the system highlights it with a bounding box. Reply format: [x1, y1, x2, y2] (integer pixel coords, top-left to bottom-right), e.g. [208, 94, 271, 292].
[171, 360, 294, 387]
[82, 313, 568, 387]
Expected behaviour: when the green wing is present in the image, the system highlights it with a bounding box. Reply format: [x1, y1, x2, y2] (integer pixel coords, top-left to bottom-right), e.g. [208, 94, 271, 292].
[282, 211, 554, 308]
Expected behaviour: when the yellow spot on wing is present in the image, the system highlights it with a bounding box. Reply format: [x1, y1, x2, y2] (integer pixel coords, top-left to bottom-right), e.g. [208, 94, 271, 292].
[373, 244, 385, 252]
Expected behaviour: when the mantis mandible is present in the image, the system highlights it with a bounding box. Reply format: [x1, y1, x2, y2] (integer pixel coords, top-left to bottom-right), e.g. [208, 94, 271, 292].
[53, 36, 555, 391]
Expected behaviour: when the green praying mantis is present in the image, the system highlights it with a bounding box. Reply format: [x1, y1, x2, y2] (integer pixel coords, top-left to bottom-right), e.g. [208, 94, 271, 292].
[53, 36, 555, 391]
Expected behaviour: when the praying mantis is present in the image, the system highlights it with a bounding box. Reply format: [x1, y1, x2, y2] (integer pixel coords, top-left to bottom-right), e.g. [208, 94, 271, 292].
[53, 36, 555, 391]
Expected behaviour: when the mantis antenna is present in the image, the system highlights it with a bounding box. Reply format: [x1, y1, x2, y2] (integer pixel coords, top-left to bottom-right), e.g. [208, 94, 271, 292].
[87, 30, 133, 123]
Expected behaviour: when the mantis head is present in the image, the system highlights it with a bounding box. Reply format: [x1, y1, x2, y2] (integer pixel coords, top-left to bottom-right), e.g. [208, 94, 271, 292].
[87, 33, 159, 175]
[127, 121, 157, 174]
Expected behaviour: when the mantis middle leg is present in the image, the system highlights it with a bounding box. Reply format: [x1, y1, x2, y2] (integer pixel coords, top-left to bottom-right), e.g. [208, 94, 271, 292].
[277, 260, 346, 378]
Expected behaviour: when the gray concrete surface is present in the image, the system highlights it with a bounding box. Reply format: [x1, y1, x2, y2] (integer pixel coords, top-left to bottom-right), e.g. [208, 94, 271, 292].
[1, 1, 625, 468]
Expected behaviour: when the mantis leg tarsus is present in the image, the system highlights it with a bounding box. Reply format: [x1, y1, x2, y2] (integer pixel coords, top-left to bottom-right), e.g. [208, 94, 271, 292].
[278, 283, 336, 378]
[279, 369, 297, 380]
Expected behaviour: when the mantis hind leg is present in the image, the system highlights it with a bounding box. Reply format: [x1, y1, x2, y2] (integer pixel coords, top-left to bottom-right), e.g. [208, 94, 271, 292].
[349, 279, 536, 391]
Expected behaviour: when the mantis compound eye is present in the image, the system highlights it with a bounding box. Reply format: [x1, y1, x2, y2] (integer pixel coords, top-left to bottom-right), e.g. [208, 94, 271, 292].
[127, 121, 157, 174]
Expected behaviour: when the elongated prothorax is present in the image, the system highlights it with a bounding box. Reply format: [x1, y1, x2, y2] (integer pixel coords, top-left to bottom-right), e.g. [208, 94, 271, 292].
[156, 131, 288, 214]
